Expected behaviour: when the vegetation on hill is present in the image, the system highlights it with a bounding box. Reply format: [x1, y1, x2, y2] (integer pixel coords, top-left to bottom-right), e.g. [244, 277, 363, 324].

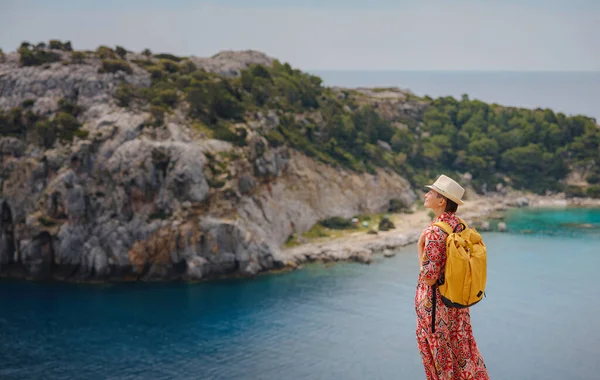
[117, 52, 419, 177]
[0, 98, 87, 148]
[416, 96, 600, 195]
[2, 40, 599, 198]
[117, 49, 600, 196]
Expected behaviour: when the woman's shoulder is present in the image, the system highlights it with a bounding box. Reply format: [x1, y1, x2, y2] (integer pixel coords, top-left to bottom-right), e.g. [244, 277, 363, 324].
[425, 224, 447, 240]
[429, 212, 461, 236]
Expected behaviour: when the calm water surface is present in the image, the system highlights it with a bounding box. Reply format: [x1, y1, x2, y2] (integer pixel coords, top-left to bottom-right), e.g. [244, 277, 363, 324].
[312, 71, 600, 120]
[1, 208, 600, 379]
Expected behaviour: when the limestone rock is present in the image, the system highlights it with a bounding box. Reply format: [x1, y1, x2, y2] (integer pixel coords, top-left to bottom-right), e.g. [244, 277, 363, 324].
[507, 197, 530, 208]
[186, 256, 209, 280]
[19, 233, 54, 279]
[354, 250, 373, 264]
[377, 140, 392, 152]
[253, 147, 290, 178]
[0, 59, 150, 112]
[238, 175, 256, 194]
[190, 50, 273, 77]
[0, 137, 26, 157]
[480, 221, 491, 231]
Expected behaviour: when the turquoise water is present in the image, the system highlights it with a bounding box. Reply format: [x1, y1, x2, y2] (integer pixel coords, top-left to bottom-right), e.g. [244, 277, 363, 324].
[312, 71, 600, 120]
[504, 207, 600, 239]
[1, 208, 600, 379]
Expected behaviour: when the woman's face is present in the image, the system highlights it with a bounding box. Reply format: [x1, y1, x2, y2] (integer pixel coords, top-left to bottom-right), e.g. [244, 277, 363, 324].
[424, 189, 441, 209]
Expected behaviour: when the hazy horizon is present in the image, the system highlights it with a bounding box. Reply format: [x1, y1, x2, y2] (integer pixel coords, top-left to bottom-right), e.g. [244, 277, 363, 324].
[313, 70, 600, 120]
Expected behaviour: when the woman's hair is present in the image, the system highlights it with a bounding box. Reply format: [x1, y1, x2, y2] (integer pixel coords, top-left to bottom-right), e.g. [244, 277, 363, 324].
[445, 198, 458, 213]
[436, 192, 459, 213]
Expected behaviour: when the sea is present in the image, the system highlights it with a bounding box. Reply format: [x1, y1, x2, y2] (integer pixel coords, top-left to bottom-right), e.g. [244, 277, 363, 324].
[311, 71, 600, 121]
[2, 72, 600, 380]
[1, 208, 600, 380]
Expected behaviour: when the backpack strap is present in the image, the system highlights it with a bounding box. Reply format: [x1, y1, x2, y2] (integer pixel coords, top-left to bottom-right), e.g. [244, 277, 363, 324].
[429, 220, 452, 334]
[432, 221, 453, 235]
[429, 220, 453, 333]
[433, 218, 469, 235]
[457, 217, 469, 231]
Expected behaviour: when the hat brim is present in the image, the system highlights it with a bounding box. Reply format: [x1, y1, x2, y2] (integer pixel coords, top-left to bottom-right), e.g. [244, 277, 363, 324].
[425, 185, 464, 205]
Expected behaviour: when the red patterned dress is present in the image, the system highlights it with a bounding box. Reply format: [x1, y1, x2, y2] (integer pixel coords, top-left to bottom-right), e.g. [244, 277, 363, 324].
[415, 212, 489, 380]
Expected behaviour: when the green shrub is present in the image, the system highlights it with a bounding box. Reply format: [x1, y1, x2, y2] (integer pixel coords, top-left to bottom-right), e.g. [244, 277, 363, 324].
[115, 84, 134, 107]
[48, 40, 62, 50]
[53, 112, 81, 140]
[587, 185, 600, 199]
[586, 171, 600, 185]
[149, 209, 170, 220]
[131, 59, 154, 68]
[565, 185, 586, 198]
[98, 59, 133, 74]
[388, 198, 409, 212]
[149, 105, 165, 127]
[176, 75, 192, 89]
[154, 53, 182, 62]
[211, 123, 247, 146]
[3, 98, 86, 148]
[0, 107, 26, 137]
[70, 51, 86, 64]
[378, 216, 395, 231]
[18, 46, 61, 66]
[148, 66, 166, 80]
[49, 40, 72, 51]
[21, 99, 35, 108]
[265, 129, 285, 147]
[96, 46, 116, 59]
[115, 45, 127, 58]
[157, 89, 178, 107]
[160, 59, 179, 73]
[319, 216, 354, 230]
[180, 60, 197, 74]
[207, 177, 226, 188]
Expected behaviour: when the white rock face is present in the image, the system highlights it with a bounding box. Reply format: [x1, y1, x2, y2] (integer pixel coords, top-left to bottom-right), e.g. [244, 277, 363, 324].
[190, 50, 274, 77]
[0, 58, 151, 112]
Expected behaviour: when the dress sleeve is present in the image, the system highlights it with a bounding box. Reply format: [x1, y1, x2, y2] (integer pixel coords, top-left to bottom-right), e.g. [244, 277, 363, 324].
[420, 225, 446, 282]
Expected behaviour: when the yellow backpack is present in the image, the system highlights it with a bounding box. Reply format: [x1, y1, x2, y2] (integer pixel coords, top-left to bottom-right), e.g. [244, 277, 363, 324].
[432, 218, 487, 308]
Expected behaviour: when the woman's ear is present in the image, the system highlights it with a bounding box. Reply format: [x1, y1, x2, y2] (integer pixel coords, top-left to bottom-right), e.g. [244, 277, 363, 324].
[439, 197, 447, 209]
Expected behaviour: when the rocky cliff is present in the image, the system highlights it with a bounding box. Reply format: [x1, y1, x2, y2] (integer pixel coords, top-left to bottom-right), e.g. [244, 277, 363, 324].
[0, 44, 420, 282]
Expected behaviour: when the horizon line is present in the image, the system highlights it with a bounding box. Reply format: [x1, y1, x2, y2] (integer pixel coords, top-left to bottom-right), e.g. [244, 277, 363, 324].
[308, 69, 600, 73]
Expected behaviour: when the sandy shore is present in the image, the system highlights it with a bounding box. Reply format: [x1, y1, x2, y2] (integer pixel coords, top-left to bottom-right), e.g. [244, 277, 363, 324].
[277, 192, 600, 267]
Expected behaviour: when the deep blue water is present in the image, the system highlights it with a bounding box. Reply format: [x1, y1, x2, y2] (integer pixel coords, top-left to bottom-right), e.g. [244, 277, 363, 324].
[1, 208, 600, 380]
[311, 71, 600, 121]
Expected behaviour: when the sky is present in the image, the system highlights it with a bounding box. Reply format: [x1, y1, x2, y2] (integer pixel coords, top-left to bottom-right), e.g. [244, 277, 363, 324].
[0, 0, 598, 71]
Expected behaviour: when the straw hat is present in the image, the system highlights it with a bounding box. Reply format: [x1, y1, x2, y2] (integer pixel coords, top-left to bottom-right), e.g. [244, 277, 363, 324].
[425, 174, 465, 205]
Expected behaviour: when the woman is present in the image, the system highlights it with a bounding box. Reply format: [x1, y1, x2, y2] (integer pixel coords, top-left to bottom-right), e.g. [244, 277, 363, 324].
[415, 174, 489, 380]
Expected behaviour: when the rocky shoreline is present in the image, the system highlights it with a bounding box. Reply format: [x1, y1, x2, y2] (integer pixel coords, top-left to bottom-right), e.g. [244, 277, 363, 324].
[276, 192, 600, 270]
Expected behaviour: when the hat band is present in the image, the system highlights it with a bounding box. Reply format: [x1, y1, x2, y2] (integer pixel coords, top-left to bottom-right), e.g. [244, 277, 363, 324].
[430, 184, 461, 203]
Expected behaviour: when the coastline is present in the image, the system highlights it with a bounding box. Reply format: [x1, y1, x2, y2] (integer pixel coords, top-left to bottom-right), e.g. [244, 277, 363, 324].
[276, 192, 600, 268]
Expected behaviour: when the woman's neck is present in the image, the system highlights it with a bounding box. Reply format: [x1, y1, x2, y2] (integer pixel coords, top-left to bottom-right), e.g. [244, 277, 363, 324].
[433, 207, 446, 218]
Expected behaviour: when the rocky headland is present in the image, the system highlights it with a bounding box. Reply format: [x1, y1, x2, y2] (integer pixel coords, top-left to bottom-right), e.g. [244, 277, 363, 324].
[1, 41, 598, 282]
